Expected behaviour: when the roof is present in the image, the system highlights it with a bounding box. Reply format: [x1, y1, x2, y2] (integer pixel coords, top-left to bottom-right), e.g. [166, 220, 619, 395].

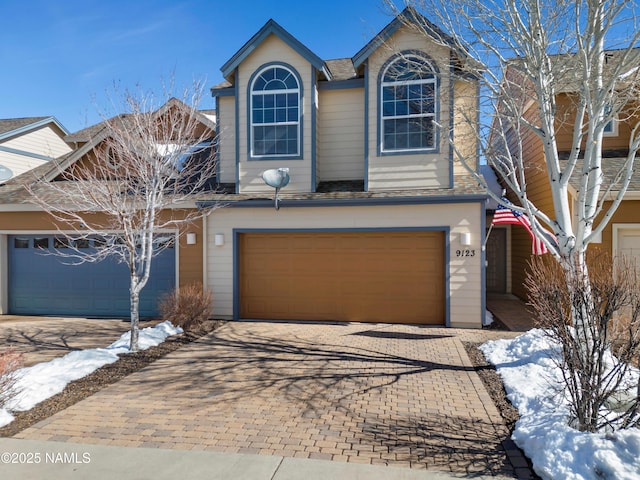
[64, 114, 133, 144]
[324, 59, 357, 81]
[562, 156, 640, 195]
[220, 18, 330, 81]
[195, 171, 486, 206]
[0, 116, 69, 141]
[65, 99, 216, 144]
[212, 7, 468, 94]
[352, 7, 462, 69]
[0, 167, 487, 207]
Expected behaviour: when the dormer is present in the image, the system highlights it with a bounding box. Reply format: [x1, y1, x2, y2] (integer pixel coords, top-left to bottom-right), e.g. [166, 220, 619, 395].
[213, 19, 330, 194]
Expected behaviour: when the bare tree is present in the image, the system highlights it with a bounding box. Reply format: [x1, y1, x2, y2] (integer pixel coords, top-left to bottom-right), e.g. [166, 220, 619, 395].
[527, 251, 640, 432]
[386, 0, 640, 431]
[387, 0, 640, 264]
[27, 86, 219, 351]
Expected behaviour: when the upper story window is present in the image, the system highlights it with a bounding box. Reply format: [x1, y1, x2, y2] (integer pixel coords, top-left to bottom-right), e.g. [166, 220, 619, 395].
[604, 106, 618, 137]
[380, 53, 438, 153]
[250, 65, 300, 158]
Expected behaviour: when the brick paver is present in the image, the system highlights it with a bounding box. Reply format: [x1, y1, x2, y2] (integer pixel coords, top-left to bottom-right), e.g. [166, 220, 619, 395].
[15, 321, 528, 477]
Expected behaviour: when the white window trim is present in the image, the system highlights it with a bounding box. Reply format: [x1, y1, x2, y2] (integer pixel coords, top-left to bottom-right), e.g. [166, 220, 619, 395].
[249, 66, 301, 159]
[379, 61, 438, 154]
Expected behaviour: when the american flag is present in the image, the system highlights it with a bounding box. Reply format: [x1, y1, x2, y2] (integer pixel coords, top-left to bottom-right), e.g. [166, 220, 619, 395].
[492, 203, 548, 255]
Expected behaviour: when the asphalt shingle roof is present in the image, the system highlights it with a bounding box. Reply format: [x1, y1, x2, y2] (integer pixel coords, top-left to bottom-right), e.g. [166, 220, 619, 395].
[0, 117, 49, 136]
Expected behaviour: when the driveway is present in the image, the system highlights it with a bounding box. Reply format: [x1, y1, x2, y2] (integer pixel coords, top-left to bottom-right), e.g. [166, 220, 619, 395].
[14, 320, 527, 477]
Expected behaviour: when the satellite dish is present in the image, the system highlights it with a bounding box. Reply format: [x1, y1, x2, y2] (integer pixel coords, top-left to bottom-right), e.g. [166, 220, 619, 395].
[0, 164, 13, 182]
[261, 168, 290, 210]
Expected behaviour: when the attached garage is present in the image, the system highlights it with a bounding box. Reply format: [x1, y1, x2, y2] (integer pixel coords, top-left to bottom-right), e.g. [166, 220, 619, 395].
[238, 230, 446, 324]
[8, 234, 176, 317]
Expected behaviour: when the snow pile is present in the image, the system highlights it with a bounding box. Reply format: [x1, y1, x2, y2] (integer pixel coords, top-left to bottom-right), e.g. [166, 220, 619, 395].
[0, 321, 182, 428]
[481, 329, 640, 480]
[483, 309, 494, 327]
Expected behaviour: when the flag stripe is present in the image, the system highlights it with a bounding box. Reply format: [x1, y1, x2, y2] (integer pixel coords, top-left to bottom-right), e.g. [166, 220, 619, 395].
[492, 204, 548, 255]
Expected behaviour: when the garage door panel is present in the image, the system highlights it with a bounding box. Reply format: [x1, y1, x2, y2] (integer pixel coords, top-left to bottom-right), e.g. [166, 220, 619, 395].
[8, 235, 175, 317]
[240, 231, 445, 324]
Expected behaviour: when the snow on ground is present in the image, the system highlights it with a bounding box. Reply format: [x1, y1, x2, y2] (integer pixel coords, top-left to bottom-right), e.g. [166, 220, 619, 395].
[0, 321, 182, 428]
[481, 329, 640, 480]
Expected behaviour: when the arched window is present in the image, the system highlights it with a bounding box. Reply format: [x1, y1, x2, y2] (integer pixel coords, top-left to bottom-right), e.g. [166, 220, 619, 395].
[250, 65, 300, 157]
[380, 53, 437, 152]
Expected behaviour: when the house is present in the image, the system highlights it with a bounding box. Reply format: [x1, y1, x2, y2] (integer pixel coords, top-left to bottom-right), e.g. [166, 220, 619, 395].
[0, 8, 488, 327]
[0, 100, 216, 318]
[202, 7, 487, 328]
[487, 52, 640, 300]
[0, 117, 72, 181]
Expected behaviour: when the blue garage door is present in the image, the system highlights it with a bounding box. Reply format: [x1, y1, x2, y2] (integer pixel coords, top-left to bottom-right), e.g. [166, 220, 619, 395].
[8, 235, 175, 317]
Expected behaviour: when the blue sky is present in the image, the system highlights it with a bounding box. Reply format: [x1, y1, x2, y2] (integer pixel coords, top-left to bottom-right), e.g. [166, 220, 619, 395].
[1, 0, 398, 133]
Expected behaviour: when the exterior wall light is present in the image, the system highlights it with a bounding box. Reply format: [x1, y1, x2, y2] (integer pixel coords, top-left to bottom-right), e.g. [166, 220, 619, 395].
[186, 232, 197, 245]
[460, 232, 471, 246]
[214, 234, 225, 246]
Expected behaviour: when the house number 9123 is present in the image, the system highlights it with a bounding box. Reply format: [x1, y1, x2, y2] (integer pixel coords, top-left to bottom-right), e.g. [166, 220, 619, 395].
[455, 249, 476, 257]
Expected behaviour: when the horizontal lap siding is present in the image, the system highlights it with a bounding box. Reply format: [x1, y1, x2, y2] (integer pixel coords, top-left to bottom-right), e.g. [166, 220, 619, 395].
[205, 203, 483, 328]
[366, 26, 452, 191]
[317, 89, 365, 181]
[509, 111, 555, 300]
[236, 35, 313, 193]
[217, 97, 236, 185]
[0, 126, 72, 178]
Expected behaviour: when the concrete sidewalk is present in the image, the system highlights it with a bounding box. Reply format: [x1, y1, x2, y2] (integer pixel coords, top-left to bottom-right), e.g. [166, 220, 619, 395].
[0, 438, 515, 480]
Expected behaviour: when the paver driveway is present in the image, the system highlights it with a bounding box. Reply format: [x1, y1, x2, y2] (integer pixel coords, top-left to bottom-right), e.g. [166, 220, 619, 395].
[16, 321, 525, 476]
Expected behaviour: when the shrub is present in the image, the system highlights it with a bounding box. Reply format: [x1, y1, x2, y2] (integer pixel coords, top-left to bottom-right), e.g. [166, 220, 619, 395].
[159, 283, 213, 332]
[526, 250, 640, 432]
[0, 349, 23, 409]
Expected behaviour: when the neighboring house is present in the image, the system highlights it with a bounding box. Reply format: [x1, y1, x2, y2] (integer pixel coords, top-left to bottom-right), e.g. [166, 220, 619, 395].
[0, 99, 216, 318]
[488, 53, 640, 300]
[0, 117, 72, 181]
[203, 7, 487, 328]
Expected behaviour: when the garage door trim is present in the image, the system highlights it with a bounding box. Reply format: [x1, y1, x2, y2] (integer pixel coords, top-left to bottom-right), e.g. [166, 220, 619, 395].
[232, 226, 450, 325]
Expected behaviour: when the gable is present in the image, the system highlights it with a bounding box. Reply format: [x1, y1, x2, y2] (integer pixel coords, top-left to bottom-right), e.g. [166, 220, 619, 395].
[221, 19, 329, 81]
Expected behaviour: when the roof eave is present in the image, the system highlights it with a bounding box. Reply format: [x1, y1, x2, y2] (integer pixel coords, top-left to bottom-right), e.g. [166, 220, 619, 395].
[0, 116, 70, 142]
[352, 7, 461, 69]
[220, 18, 330, 81]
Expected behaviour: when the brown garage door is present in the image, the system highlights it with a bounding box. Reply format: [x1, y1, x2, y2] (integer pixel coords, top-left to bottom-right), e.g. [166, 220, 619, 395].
[239, 231, 445, 324]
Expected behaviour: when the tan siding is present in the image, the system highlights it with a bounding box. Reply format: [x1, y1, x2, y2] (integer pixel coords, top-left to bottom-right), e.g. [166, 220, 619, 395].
[453, 79, 478, 175]
[217, 96, 236, 184]
[205, 203, 484, 328]
[366, 26, 453, 190]
[0, 150, 48, 179]
[508, 108, 556, 299]
[236, 34, 313, 193]
[176, 217, 203, 286]
[0, 126, 72, 178]
[317, 88, 365, 181]
[554, 94, 640, 152]
[591, 200, 640, 257]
